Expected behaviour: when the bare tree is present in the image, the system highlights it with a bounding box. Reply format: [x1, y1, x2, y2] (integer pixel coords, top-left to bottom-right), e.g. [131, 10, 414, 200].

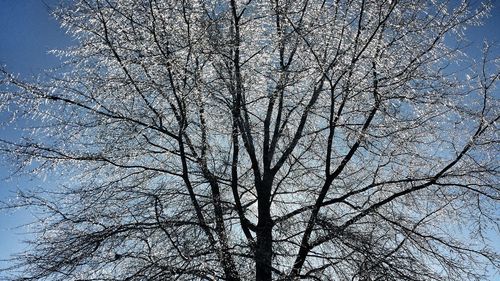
[0, 0, 498, 280]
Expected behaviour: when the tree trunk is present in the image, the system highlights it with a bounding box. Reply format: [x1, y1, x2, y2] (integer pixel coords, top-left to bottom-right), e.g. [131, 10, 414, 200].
[256, 221, 272, 280]
[255, 180, 273, 281]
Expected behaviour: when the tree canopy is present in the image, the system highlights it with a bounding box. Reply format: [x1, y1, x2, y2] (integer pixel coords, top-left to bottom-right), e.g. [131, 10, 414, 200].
[0, 0, 499, 280]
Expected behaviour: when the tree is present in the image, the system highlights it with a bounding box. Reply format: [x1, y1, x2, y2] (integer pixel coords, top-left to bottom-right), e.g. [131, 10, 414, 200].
[0, 0, 499, 280]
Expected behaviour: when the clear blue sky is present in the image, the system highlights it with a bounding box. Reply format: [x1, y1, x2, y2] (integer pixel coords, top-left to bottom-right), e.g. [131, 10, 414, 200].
[0, 0, 498, 278]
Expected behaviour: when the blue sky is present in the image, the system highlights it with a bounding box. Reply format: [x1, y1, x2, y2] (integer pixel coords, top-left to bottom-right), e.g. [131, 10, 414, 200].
[0, 0, 71, 75]
[0, 0, 498, 278]
[0, 0, 72, 271]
